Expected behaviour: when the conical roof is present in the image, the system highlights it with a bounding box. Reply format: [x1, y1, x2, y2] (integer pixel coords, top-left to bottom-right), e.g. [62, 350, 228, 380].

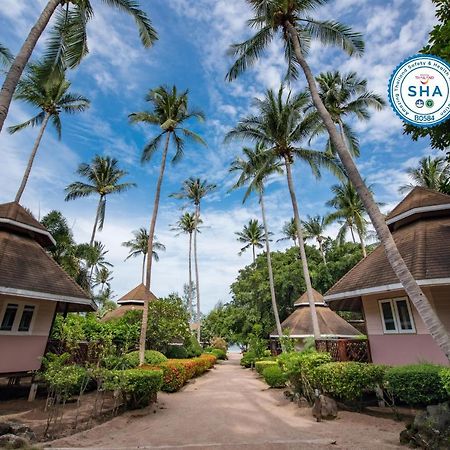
[293, 288, 326, 306]
[117, 283, 158, 304]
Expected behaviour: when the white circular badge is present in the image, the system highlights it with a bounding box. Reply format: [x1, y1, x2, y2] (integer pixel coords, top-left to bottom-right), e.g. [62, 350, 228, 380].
[388, 54, 450, 127]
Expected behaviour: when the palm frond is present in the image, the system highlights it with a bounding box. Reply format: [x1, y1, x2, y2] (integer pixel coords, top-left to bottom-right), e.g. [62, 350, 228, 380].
[7, 112, 46, 134]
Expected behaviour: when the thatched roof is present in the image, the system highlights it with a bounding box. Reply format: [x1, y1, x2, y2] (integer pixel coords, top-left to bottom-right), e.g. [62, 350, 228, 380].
[117, 283, 158, 305]
[101, 303, 143, 321]
[325, 187, 450, 304]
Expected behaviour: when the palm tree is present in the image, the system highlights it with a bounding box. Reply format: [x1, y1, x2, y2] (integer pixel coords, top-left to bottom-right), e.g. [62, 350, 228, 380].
[130, 86, 205, 364]
[277, 218, 298, 247]
[0, 0, 157, 134]
[171, 212, 202, 319]
[65, 156, 135, 245]
[226, 86, 344, 340]
[302, 215, 328, 264]
[230, 143, 284, 343]
[235, 219, 266, 263]
[308, 71, 385, 157]
[400, 156, 450, 194]
[0, 43, 13, 68]
[77, 240, 112, 286]
[122, 228, 166, 283]
[93, 267, 113, 292]
[226, 0, 450, 359]
[170, 178, 216, 341]
[8, 62, 89, 202]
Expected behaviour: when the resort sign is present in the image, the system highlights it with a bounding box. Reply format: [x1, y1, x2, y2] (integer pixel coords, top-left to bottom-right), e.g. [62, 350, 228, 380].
[388, 54, 450, 127]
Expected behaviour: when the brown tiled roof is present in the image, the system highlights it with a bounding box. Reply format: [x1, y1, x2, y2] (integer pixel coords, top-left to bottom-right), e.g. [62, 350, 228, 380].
[294, 288, 325, 306]
[0, 202, 54, 248]
[117, 283, 158, 304]
[270, 304, 361, 338]
[386, 187, 450, 222]
[0, 231, 94, 311]
[325, 216, 450, 300]
[101, 303, 143, 321]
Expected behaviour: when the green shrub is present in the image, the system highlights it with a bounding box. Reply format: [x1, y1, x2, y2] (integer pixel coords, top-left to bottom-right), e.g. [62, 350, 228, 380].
[157, 361, 188, 392]
[125, 350, 168, 367]
[101, 354, 133, 370]
[440, 368, 450, 396]
[103, 368, 163, 409]
[255, 360, 277, 375]
[262, 366, 287, 388]
[211, 337, 227, 352]
[384, 364, 448, 406]
[210, 349, 227, 360]
[165, 346, 189, 359]
[314, 362, 386, 402]
[185, 335, 203, 358]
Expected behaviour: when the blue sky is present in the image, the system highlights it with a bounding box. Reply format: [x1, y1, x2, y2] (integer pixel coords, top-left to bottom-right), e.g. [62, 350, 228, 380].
[0, 0, 441, 312]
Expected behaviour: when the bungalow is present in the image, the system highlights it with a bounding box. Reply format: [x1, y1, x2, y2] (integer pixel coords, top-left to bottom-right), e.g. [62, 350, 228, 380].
[0, 202, 96, 376]
[324, 187, 450, 366]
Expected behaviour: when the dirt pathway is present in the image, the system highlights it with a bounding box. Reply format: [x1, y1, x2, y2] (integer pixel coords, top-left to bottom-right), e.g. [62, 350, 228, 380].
[47, 354, 404, 449]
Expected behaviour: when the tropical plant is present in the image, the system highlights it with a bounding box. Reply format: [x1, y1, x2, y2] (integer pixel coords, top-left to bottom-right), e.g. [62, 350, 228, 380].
[230, 143, 284, 345]
[122, 228, 166, 283]
[171, 212, 202, 318]
[326, 182, 373, 257]
[65, 155, 135, 245]
[226, 86, 344, 340]
[77, 241, 112, 283]
[226, 0, 450, 359]
[399, 156, 450, 194]
[302, 215, 328, 264]
[0, 43, 13, 68]
[8, 62, 89, 202]
[308, 71, 385, 157]
[170, 178, 216, 341]
[0, 0, 157, 134]
[93, 267, 113, 292]
[235, 219, 266, 263]
[129, 86, 206, 365]
[277, 218, 298, 247]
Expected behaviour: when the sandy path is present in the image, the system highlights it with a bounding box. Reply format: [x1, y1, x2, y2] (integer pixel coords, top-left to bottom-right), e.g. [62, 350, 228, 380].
[47, 354, 403, 449]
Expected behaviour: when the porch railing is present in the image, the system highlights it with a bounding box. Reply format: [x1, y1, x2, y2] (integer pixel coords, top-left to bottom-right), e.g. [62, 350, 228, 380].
[315, 338, 371, 363]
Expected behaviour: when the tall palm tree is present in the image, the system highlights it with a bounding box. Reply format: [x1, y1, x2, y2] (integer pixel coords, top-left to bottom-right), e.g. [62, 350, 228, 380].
[400, 156, 450, 194]
[226, 0, 450, 358]
[65, 156, 135, 245]
[93, 267, 113, 292]
[171, 212, 202, 319]
[326, 182, 375, 258]
[122, 228, 166, 283]
[230, 143, 284, 343]
[277, 218, 298, 247]
[8, 62, 89, 202]
[308, 71, 385, 157]
[302, 215, 327, 264]
[77, 240, 112, 286]
[130, 86, 205, 364]
[0, 0, 157, 134]
[0, 43, 13, 68]
[226, 86, 343, 340]
[170, 178, 216, 341]
[235, 219, 266, 263]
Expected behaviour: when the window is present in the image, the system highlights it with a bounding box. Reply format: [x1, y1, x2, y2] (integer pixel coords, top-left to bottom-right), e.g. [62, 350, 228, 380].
[0, 304, 18, 331]
[18, 305, 35, 332]
[379, 298, 415, 334]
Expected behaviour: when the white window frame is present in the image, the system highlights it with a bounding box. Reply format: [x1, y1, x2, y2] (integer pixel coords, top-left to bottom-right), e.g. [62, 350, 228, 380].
[378, 297, 416, 334]
[0, 300, 38, 335]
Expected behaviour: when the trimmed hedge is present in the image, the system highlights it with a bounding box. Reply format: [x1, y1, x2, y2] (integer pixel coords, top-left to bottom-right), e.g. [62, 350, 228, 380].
[157, 361, 188, 392]
[440, 368, 450, 396]
[209, 349, 227, 360]
[263, 366, 286, 388]
[255, 360, 278, 375]
[384, 364, 448, 406]
[165, 346, 189, 359]
[314, 362, 386, 402]
[186, 335, 203, 358]
[125, 350, 168, 367]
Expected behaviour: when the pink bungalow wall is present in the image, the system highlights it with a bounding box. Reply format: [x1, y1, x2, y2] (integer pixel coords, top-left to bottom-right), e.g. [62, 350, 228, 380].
[0, 296, 56, 374]
[362, 287, 449, 366]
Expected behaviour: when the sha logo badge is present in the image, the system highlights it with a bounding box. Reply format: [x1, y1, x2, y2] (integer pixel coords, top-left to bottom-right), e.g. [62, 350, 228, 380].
[388, 54, 450, 127]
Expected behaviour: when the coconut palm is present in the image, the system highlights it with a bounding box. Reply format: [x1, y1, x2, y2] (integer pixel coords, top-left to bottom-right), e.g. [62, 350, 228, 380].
[122, 228, 166, 284]
[235, 219, 266, 263]
[170, 178, 216, 341]
[130, 86, 205, 364]
[226, 86, 344, 340]
[93, 267, 113, 292]
[171, 212, 202, 319]
[0, 0, 157, 134]
[226, 0, 450, 358]
[230, 143, 284, 343]
[77, 240, 112, 286]
[277, 218, 298, 247]
[0, 43, 13, 68]
[308, 71, 385, 157]
[8, 63, 89, 203]
[302, 215, 328, 264]
[65, 156, 135, 245]
[400, 156, 450, 194]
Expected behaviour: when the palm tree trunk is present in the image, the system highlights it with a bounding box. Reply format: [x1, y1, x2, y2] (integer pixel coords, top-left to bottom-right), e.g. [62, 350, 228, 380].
[318, 238, 326, 265]
[90, 195, 104, 246]
[357, 227, 367, 258]
[141, 253, 147, 284]
[139, 132, 171, 366]
[188, 231, 193, 319]
[193, 204, 201, 342]
[15, 112, 50, 203]
[349, 224, 356, 243]
[252, 245, 256, 264]
[0, 0, 60, 134]
[260, 191, 283, 347]
[284, 157, 321, 340]
[285, 20, 450, 359]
